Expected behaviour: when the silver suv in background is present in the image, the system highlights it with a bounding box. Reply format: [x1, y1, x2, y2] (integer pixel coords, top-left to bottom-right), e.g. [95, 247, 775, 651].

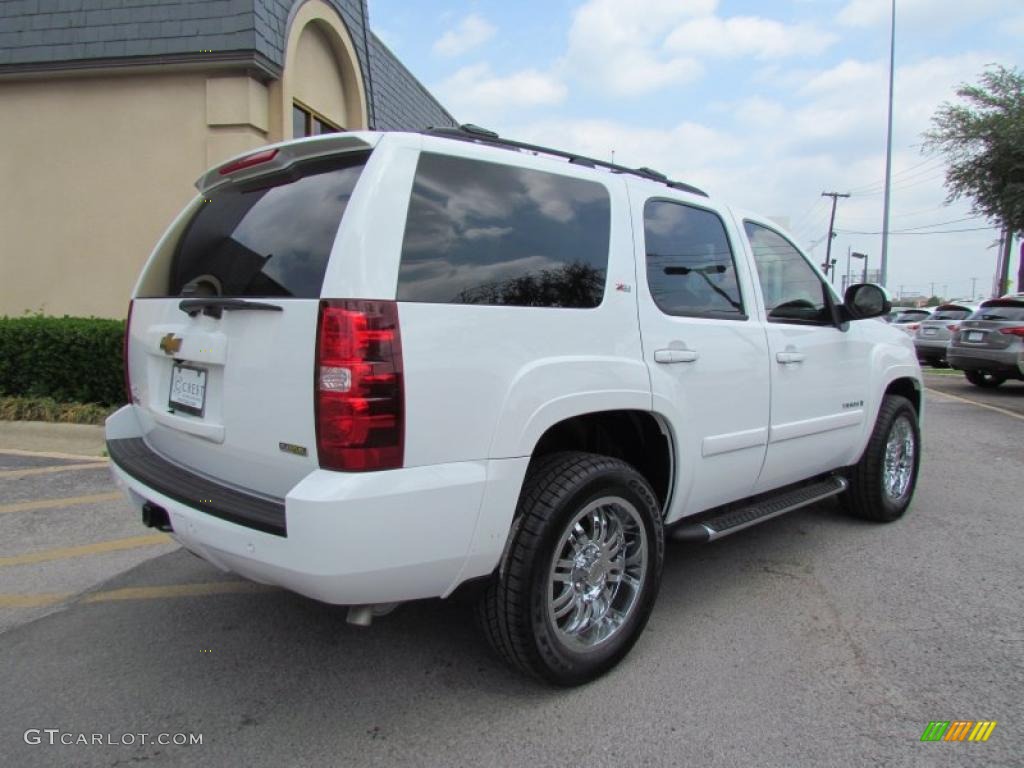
[947, 298, 1024, 387]
[914, 302, 977, 367]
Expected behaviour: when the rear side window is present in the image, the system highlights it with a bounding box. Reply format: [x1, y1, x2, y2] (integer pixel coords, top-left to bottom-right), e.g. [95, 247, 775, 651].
[162, 153, 368, 299]
[397, 153, 610, 308]
[643, 200, 744, 318]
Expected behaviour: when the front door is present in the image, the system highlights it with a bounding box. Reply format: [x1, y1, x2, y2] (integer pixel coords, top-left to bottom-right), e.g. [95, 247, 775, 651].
[742, 220, 871, 493]
[635, 193, 770, 520]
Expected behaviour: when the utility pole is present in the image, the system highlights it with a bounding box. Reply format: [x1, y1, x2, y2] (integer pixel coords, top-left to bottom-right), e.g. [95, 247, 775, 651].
[970, 276, 978, 298]
[879, 0, 896, 288]
[822, 191, 850, 279]
[995, 225, 1012, 297]
[929, 282, 935, 298]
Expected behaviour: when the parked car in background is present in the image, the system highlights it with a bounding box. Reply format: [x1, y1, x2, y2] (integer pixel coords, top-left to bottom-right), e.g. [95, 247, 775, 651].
[891, 308, 932, 335]
[913, 302, 978, 367]
[947, 298, 1024, 387]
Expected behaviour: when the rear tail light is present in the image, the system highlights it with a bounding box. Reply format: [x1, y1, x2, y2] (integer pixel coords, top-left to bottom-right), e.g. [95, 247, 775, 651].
[315, 300, 404, 471]
[999, 327, 1024, 338]
[946, 324, 959, 332]
[123, 300, 134, 404]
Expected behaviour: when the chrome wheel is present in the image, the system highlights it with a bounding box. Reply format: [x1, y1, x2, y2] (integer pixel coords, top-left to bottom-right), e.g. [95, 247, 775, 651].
[547, 496, 647, 651]
[883, 415, 915, 501]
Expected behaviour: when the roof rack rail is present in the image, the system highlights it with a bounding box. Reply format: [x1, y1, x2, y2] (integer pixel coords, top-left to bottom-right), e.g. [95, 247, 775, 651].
[423, 124, 708, 198]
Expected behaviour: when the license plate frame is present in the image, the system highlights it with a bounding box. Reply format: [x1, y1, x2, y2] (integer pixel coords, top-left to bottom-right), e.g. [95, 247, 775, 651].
[922, 328, 937, 336]
[168, 363, 208, 417]
[966, 330, 985, 342]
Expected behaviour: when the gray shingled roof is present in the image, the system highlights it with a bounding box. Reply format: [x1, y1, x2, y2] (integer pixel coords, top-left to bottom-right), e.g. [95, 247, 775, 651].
[0, 0, 456, 130]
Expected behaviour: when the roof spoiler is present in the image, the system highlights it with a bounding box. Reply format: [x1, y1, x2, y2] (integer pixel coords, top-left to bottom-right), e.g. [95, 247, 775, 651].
[194, 133, 376, 193]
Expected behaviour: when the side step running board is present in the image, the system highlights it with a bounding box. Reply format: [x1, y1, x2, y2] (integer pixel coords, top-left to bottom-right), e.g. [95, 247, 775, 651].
[671, 476, 848, 543]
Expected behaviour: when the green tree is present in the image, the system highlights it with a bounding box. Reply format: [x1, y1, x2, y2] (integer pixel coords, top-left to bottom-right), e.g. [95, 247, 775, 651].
[924, 65, 1024, 295]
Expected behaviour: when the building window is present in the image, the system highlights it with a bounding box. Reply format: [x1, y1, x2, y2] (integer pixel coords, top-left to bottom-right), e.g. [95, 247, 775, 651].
[292, 102, 343, 138]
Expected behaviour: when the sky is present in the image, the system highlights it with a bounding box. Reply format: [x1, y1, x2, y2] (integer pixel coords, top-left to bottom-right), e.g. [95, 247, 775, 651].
[369, 0, 1023, 301]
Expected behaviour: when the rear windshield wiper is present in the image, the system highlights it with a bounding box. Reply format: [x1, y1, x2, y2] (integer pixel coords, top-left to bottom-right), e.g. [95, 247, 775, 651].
[178, 298, 284, 319]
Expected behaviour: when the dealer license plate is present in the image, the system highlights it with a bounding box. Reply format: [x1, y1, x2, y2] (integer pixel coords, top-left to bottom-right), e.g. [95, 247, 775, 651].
[169, 364, 207, 416]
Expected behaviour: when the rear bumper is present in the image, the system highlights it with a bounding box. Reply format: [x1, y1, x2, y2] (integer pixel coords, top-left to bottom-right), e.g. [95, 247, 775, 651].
[913, 338, 949, 359]
[105, 406, 523, 605]
[947, 346, 1023, 376]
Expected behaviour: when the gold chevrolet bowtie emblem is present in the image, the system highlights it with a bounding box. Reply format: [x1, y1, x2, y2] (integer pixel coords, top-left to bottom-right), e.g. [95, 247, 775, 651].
[159, 333, 183, 356]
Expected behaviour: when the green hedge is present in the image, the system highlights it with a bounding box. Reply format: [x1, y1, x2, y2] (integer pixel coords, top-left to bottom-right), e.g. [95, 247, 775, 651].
[0, 315, 126, 407]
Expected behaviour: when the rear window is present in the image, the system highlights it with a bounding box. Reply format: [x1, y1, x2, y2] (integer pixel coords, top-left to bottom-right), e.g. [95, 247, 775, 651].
[160, 153, 368, 299]
[397, 153, 610, 308]
[894, 311, 929, 322]
[930, 309, 971, 320]
[971, 302, 1024, 321]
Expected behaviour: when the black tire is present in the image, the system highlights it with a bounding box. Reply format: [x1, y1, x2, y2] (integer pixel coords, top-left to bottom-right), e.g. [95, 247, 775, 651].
[476, 451, 664, 686]
[964, 369, 1005, 388]
[841, 395, 920, 522]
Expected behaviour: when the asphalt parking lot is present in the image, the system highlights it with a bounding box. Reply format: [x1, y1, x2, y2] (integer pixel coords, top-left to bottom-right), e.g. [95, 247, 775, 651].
[1, 373, 1021, 767]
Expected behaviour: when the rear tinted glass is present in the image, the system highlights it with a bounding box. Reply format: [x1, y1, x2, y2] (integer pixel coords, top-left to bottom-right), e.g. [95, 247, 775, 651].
[397, 153, 610, 308]
[930, 309, 971, 320]
[894, 311, 929, 322]
[162, 153, 367, 299]
[971, 303, 1024, 321]
[644, 200, 744, 318]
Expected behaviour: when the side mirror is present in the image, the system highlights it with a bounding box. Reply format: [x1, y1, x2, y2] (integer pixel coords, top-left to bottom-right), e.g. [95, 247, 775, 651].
[843, 283, 891, 320]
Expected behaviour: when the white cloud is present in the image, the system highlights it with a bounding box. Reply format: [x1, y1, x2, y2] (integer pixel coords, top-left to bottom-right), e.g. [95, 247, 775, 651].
[433, 14, 496, 58]
[838, 0, 1017, 27]
[665, 16, 836, 59]
[562, 0, 713, 96]
[436, 64, 567, 121]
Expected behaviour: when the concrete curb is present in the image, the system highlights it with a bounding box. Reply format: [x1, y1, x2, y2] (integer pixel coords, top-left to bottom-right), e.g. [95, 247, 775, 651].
[0, 420, 106, 457]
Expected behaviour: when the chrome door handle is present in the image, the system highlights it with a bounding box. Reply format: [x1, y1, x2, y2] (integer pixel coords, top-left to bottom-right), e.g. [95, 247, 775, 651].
[655, 348, 699, 364]
[776, 351, 805, 365]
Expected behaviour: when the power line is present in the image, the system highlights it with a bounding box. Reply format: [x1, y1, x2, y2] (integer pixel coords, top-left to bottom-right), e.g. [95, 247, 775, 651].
[835, 225, 998, 235]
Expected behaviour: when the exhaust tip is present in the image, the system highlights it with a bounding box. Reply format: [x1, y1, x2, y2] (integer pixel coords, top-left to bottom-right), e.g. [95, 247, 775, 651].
[141, 502, 173, 532]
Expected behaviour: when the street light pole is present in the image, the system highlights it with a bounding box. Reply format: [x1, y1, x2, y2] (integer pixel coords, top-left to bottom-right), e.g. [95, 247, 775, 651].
[879, 0, 896, 288]
[852, 252, 868, 285]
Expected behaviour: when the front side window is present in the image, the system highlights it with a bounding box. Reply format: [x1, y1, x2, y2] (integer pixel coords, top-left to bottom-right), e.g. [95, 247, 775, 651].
[397, 153, 611, 308]
[643, 200, 744, 318]
[744, 221, 832, 324]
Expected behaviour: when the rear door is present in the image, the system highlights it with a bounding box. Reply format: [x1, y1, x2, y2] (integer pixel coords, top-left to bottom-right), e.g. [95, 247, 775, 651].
[742, 219, 872, 492]
[126, 145, 371, 498]
[634, 191, 770, 519]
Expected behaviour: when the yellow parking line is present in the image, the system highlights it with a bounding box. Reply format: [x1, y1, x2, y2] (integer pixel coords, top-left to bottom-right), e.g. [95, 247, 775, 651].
[0, 492, 124, 515]
[0, 462, 110, 480]
[0, 534, 172, 568]
[0, 448, 108, 461]
[0, 581, 271, 610]
[0, 592, 71, 608]
[84, 582, 272, 603]
[925, 387, 1024, 422]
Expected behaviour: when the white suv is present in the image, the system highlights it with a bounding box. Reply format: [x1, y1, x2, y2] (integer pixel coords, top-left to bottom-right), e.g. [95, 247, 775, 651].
[107, 127, 923, 685]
